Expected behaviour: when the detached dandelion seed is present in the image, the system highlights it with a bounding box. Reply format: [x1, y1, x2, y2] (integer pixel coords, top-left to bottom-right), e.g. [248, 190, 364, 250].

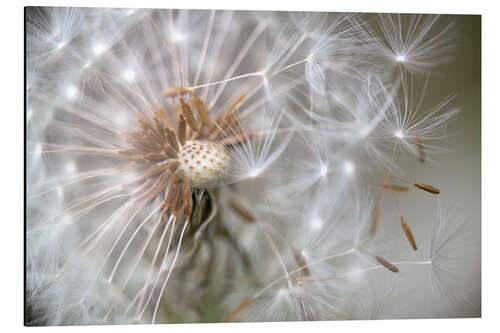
[400, 217, 418, 251]
[375, 256, 399, 273]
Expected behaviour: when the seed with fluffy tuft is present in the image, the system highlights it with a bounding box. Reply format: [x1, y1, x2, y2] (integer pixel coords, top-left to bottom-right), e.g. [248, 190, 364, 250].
[178, 140, 231, 188]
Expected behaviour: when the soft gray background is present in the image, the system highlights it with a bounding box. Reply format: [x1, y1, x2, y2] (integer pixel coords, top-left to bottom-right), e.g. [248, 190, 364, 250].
[392, 14, 481, 316]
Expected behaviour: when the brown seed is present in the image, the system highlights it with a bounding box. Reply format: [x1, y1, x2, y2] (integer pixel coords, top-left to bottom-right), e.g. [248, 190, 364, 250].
[400, 217, 417, 251]
[144, 152, 166, 162]
[177, 115, 186, 146]
[152, 106, 171, 129]
[164, 182, 179, 211]
[414, 183, 440, 195]
[229, 200, 255, 223]
[369, 206, 380, 236]
[167, 161, 180, 172]
[152, 116, 167, 138]
[183, 178, 193, 219]
[163, 144, 177, 158]
[143, 164, 168, 179]
[179, 97, 199, 132]
[171, 193, 184, 217]
[129, 137, 155, 153]
[172, 178, 189, 216]
[375, 256, 399, 273]
[117, 148, 137, 156]
[415, 137, 425, 163]
[162, 86, 189, 98]
[382, 184, 409, 192]
[191, 91, 212, 127]
[164, 127, 179, 151]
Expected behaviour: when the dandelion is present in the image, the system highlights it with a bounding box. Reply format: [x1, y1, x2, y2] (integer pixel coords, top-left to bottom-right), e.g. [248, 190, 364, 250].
[26, 7, 479, 325]
[353, 13, 457, 72]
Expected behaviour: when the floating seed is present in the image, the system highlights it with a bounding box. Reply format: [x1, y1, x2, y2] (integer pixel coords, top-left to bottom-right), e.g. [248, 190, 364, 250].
[375, 256, 399, 273]
[369, 206, 380, 236]
[414, 183, 440, 194]
[415, 137, 425, 163]
[400, 217, 417, 251]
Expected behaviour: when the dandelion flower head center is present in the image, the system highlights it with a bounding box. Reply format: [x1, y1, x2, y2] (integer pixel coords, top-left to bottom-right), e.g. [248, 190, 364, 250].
[178, 140, 231, 188]
[118, 90, 247, 217]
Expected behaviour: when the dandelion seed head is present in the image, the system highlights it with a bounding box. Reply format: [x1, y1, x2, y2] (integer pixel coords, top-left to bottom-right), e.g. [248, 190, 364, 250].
[25, 7, 475, 325]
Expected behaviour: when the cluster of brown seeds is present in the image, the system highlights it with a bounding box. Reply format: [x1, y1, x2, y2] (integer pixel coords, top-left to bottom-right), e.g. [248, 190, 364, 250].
[368, 163, 441, 273]
[117, 88, 249, 221]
